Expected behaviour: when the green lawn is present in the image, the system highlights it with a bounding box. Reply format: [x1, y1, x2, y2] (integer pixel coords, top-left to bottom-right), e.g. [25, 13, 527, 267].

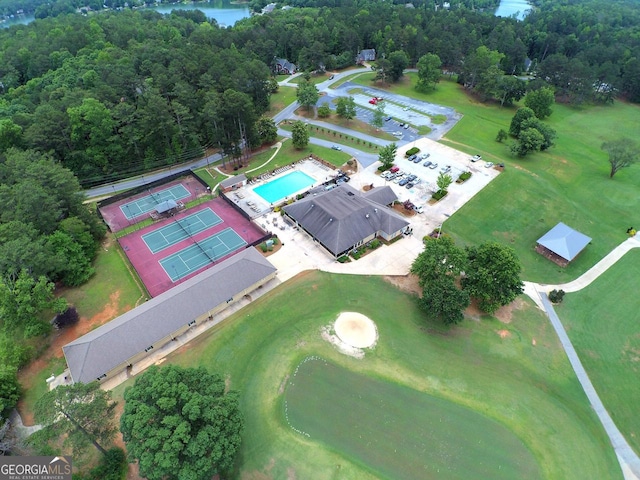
[266, 86, 298, 116]
[295, 107, 397, 141]
[288, 72, 331, 85]
[221, 141, 351, 179]
[354, 72, 640, 284]
[117, 272, 620, 479]
[558, 248, 640, 455]
[279, 122, 381, 153]
[286, 358, 541, 480]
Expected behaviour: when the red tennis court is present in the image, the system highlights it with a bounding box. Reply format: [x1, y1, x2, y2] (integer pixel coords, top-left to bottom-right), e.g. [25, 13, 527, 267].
[119, 197, 268, 297]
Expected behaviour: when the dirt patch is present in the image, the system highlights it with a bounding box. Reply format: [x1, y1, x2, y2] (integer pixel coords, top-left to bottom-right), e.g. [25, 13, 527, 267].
[464, 298, 484, 321]
[497, 329, 511, 339]
[384, 275, 421, 296]
[391, 203, 416, 217]
[494, 297, 526, 324]
[287, 467, 297, 480]
[17, 291, 123, 425]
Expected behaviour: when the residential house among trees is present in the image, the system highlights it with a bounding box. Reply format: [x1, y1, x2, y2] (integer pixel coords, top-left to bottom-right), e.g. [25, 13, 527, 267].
[274, 58, 296, 75]
[356, 49, 376, 64]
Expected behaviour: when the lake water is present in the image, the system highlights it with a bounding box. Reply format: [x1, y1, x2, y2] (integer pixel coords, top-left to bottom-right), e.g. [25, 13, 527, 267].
[494, 0, 531, 20]
[1, 1, 250, 29]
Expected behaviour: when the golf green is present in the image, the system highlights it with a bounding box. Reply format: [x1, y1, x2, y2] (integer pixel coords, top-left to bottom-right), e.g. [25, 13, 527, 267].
[285, 357, 540, 480]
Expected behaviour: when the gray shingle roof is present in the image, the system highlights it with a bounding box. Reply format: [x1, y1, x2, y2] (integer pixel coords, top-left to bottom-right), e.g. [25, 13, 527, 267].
[63, 248, 276, 383]
[155, 199, 178, 213]
[282, 184, 408, 256]
[537, 222, 592, 261]
[362, 186, 398, 206]
[220, 174, 246, 189]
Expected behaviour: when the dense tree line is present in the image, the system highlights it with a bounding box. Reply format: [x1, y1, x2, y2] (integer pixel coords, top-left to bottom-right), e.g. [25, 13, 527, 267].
[0, 0, 638, 185]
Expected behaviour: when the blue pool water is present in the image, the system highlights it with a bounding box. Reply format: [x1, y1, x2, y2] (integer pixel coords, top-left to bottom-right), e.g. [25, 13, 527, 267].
[253, 171, 316, 204]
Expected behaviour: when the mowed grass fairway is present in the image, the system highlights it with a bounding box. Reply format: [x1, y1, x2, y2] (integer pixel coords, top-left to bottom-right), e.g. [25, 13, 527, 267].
[286, 358, 540, 479]
[353, 73, 640, 284]
[148, 272, 621, 479]
[558, 249, 640, 455]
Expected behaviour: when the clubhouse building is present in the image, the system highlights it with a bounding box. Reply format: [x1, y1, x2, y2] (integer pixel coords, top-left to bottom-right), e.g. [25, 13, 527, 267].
[282, 184, 410, 258]
[63, 248, 277, 383]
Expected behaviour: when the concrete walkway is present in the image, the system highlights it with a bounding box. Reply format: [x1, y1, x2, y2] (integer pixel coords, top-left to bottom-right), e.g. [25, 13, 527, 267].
[537, 293, 640, 480]
[523, 236, 640, 480]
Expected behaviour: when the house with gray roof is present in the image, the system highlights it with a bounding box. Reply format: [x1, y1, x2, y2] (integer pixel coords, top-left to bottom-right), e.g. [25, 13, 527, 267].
[63, 248, 277, 384]
[356, 49, 376, 64]
[536, 222, 592, 266]
[274, 58, 296, 75]
[282, 184, 409, 258]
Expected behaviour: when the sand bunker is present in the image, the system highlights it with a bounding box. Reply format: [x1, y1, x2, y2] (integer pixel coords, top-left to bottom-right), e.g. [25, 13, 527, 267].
[321, 312, 378, 358]
[334, 312, 377, 348]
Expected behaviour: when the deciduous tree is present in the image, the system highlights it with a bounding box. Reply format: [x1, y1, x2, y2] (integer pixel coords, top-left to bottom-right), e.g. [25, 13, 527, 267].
[255, 117, 277, 144]
[291, 120, 309, 149]
[0, 366, 20, 420]
[121, 365, 243, 480]
[436, 171, 453, 193]
[602, 138, 639, 178]
[410, 236, 467, 287]
[524, 87, 555, 119]
[34, 382, 117, 458]
[462, 242, 523, 314]
[508, 107, 536, 137]
[377, 143, 397, 170]
[387, 50, 409, 82]
[371, 102, 385, 129]
[418, 276, 470, 326]
[416, 53, 442, 92]
[296, 80, 319, 111]
[335, 96, 356, 120]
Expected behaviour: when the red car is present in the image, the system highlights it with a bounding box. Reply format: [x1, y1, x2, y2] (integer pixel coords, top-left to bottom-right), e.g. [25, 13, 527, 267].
[369, 98, 378, 105]
[390, 166, 399, 173]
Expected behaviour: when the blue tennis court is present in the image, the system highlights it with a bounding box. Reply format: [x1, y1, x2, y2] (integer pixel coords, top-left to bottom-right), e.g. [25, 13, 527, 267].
[141, 208, 222, 253]
[160, 228, 248, 282]
[120, 184, 191, 219]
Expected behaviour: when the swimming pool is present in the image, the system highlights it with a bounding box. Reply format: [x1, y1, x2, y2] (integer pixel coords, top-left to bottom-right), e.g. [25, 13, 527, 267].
[253, 171, 316, 203]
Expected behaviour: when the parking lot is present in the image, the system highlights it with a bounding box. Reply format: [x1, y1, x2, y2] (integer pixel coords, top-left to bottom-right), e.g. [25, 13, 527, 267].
[348, 137, 500, 226]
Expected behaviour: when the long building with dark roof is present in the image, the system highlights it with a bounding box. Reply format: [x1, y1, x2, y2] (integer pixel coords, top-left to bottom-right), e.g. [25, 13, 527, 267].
[63, 248, 276, 384]
[282, 184, 410, 258]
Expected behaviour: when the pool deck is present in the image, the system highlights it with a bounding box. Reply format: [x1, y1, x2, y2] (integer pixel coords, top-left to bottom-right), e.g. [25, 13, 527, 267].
[229, 159, 337, 218]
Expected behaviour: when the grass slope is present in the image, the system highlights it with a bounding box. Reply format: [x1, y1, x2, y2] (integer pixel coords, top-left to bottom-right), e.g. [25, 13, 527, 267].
[558, 248, 640, 455]
[286, 358, 540, 480]
[353, 73, 640, 283]
[122, 272, 621, 479]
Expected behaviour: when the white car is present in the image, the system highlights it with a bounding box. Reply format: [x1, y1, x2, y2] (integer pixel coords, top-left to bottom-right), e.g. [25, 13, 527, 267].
[485, 162, 494, 168]
[471, 154, 482, 162]
[414, 205, 424, 214]
[393, 175, 404, 184]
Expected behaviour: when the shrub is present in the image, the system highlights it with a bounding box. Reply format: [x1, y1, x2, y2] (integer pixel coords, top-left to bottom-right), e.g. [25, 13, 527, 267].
[351, 248, 363, 260]
[405, 147, 421, 157]
[53, 307, 79, 329]
[272, 237, 279, 245]
[369, 239, 381, 250]
[337, 255, 350, 263]
[549, 289, 565, 303]
[273, 206, 281, 213]
[260, 243, 267, 252]
[457, 171, 472, 183]
[431, 190, 447, 201]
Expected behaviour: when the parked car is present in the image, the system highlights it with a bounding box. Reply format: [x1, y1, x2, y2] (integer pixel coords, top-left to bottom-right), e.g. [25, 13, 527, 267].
[414, 205, 424, 214]
[485, 162, 494, 168]
[399, 178, 410, 186]
[423, 161, 432, 167]
[369, 98, 378, 105]
[329, 75, 335, 79]
[471, 154, 482, 162]
[408, 154, 417, 162]
[384, 116, 392, 121]
[399, 122, 405, 127]
[393, 175, 404, 183]
[331, 145, 342, 150]
[390, 166, 400, 173]
[405, 182, 415, 189]
[413, 156, 421, 163]
[441, 165, 451, 173]
[407, 174, 417, 181]
[429, 162, 438, 169]
[386, 173, 396, 180]
[393, 132, 403, 138]
[404, 124, 410, 129]
[420, 153, 431, 159]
